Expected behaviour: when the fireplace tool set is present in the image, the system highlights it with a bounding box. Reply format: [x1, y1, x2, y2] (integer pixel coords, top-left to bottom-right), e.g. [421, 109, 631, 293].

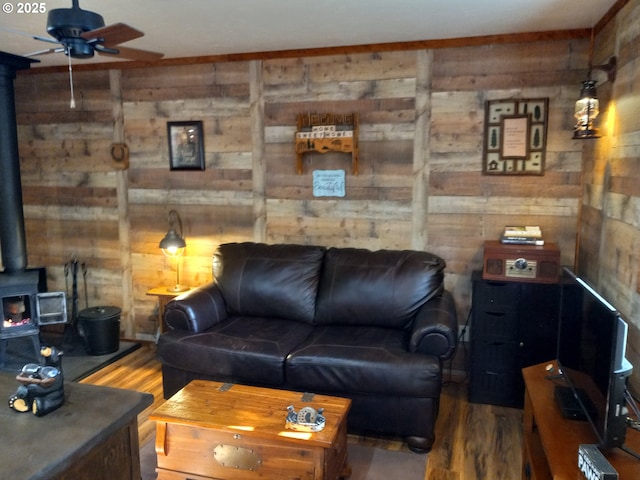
[62, 254, 88, 349]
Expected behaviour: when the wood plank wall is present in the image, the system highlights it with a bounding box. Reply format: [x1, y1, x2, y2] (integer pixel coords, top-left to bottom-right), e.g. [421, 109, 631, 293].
[10, 33, 600, 356]
[579, 0, 640, 390]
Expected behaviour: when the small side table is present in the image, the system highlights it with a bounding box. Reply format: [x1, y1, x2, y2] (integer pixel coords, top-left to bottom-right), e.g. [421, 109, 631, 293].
[146, 286, 190, 336]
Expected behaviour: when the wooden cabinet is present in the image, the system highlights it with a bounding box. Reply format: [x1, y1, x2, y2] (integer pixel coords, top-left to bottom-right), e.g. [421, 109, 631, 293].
[469, 271, 559, 408]
[295, 113, 359, 175]
[522, 362, 640, 479]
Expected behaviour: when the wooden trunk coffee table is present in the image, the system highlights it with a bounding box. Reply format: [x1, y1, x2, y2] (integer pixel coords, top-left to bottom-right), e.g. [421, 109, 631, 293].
[151, 380, 352, 480]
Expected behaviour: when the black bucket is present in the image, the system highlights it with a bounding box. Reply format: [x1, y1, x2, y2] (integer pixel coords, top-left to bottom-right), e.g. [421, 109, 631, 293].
[77, 306, 121, 355]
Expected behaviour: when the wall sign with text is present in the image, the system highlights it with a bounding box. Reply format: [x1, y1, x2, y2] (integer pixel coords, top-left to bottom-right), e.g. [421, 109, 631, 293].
[313, 170, 346, 197]
[483, 98, 548, 175]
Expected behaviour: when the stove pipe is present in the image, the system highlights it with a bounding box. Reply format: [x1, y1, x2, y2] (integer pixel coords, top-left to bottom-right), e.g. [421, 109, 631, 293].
[0, 52, 37, 273]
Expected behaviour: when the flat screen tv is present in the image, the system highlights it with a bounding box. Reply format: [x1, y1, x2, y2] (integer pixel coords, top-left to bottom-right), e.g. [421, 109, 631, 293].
[556, 266, 633, 450]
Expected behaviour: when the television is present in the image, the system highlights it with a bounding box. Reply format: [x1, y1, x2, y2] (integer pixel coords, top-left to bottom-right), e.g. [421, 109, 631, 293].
[556, 266, 633, 450]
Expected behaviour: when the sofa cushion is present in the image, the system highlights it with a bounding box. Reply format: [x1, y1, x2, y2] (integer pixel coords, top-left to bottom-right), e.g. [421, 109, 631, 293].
[314, 248, 445, 328]
[285, 325, 442, 397]
[213, 242, 326, 324]
[157, 316, 314, 386]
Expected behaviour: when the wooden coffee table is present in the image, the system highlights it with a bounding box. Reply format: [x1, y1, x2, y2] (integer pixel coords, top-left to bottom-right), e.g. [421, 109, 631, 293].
[151, 380, 352, 480]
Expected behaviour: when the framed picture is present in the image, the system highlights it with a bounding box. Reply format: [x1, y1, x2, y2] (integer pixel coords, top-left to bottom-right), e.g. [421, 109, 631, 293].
[167, 121, 205, 170]
[483, 98, 548, 175]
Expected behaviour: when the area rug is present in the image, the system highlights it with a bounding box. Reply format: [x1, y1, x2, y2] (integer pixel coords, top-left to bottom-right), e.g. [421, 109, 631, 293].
[139, 434, 428, 480]
[0, 334, 140, 381]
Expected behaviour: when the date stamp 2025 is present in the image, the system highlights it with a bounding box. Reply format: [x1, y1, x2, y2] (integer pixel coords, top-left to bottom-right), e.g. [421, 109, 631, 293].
[2, 2, 47, 14]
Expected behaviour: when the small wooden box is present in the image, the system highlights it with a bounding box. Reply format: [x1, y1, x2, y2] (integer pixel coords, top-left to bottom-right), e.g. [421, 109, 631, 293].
[151, 380, 351, 480]
[483, 240, 560, 284]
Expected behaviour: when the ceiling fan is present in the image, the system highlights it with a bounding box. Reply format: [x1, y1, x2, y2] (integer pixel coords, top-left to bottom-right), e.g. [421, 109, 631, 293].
[20, 0, 163, 61]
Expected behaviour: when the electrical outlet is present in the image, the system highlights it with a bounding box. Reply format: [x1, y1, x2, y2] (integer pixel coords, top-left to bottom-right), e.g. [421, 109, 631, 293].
[458, 325, 471, 343]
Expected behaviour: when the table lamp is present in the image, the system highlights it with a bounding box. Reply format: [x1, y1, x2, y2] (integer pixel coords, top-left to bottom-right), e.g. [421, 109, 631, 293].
[159, 210, 189, 292]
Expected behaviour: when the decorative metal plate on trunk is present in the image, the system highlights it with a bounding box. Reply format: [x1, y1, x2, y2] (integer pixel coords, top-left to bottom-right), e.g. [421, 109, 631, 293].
[213, 444, 262, 471]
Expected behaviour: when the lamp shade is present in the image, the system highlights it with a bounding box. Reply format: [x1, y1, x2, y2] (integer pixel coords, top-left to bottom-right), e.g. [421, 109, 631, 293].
[159, 210, 189, 292]
[159, 229, 186, 256]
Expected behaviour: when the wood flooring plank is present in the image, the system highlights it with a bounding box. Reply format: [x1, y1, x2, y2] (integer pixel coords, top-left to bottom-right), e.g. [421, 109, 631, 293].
[425, 383, 460, 475]
[78, 341, 525, 480]
[79, 342, 164, 448]
[425, 468, 460, 480]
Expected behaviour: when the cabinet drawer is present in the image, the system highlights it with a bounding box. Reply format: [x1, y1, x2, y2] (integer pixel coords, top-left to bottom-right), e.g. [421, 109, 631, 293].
[471, 338, 520, 368]
[473, 279, 520, 308]
[520, 283, 559, 310]
[472, 310, 519, 339]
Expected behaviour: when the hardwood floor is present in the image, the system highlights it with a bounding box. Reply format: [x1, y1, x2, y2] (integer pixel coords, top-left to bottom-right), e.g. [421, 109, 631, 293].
[79, 341, 164, 447]
[425, 381, 523, 479]
[79, 342, 524, 480]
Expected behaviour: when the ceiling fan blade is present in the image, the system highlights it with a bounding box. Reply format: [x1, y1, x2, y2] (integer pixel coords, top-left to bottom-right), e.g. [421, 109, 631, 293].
[24, 47, 65, 57]
[0, 26, 58, 44]
[97, 45, 164, 62]
[32, 34, 60, 45]
[82, 23, 143, 46]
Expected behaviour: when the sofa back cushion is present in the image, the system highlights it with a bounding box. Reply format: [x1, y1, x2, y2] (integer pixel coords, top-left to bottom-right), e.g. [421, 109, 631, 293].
[212, 242, 326, 324]
[314, 247, 445, 328]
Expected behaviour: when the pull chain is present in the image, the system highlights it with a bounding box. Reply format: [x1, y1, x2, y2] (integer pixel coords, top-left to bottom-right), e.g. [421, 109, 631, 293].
[68, 51, 76, 109]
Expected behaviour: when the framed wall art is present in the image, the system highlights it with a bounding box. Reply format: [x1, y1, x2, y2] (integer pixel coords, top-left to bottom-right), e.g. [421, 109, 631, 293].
[167, 121, 205, 171]
[483, 98, 548, 175]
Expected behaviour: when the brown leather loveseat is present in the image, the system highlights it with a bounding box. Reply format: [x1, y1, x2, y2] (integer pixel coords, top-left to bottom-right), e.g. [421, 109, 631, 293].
[157, 242, 458, 452]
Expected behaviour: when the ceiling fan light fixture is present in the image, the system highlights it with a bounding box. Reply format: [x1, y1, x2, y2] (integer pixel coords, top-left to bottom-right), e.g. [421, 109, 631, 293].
[63, 37, 95, 59]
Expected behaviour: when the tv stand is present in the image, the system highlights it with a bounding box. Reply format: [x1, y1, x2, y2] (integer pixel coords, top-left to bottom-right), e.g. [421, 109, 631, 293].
[522, 362, 640, 479]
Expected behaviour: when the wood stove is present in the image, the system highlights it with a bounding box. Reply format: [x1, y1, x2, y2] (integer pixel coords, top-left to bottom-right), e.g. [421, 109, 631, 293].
[0, 270, 40, 366]
[0, 270, 68, 367]
[0, 53, 69, 368]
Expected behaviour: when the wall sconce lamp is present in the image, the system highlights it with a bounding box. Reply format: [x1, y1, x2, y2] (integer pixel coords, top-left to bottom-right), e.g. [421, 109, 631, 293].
[573, 39, 617, 139]
[159, 210, 190, 292]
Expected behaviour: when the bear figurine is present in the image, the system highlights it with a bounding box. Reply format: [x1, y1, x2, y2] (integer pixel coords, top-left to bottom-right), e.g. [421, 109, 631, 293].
[8, 346, 65, 416]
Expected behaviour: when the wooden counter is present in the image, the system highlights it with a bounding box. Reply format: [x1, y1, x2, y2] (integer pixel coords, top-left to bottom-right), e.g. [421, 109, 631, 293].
[0, 372, 153, 479]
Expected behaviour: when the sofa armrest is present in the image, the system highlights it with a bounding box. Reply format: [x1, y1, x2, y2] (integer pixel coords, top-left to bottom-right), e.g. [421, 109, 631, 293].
[409, 290, 458, 360]
[164, 283, 228, 333]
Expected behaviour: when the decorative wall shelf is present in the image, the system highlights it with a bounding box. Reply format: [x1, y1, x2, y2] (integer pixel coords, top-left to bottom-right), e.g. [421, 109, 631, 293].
[295, 113, 359, 175]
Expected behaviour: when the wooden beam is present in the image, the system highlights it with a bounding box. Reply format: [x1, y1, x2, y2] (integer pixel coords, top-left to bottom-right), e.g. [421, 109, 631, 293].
[594, 0, 630, 34]
[412, 50, 433, 251]
[250, 60, 266, 242]
[110, 69, 135, 339]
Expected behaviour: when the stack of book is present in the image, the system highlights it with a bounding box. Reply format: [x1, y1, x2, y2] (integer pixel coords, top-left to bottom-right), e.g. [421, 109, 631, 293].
[501, 226, 544, 245]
